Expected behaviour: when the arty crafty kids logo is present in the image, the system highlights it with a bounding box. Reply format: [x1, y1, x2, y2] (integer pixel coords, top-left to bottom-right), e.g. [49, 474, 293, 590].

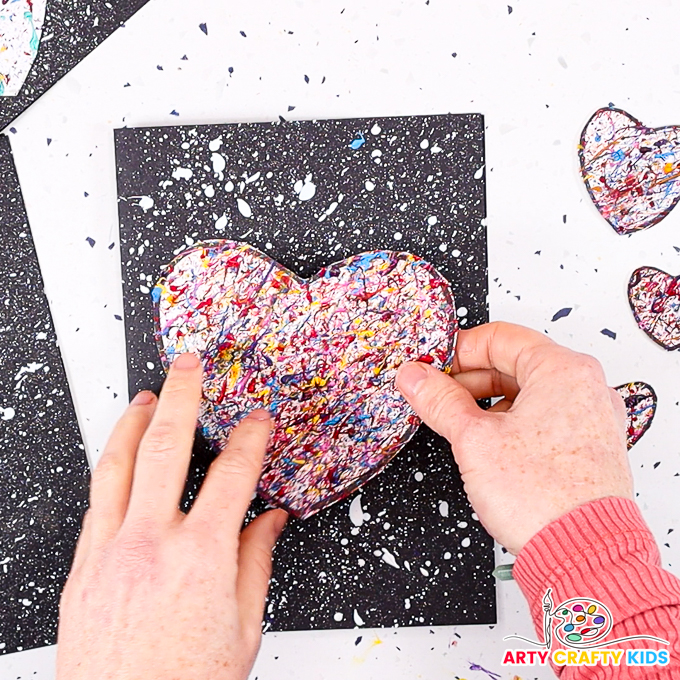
[502, 589, 669, 668]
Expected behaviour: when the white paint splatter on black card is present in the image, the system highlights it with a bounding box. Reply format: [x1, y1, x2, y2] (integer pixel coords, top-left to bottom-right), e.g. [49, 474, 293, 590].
[0, 135, 89, 654]
[114, 114, 495, 630]
[0, 0, 151, 128]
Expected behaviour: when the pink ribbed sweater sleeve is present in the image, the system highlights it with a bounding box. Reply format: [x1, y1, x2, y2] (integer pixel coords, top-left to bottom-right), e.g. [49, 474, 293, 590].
[513, 497, 680, 679]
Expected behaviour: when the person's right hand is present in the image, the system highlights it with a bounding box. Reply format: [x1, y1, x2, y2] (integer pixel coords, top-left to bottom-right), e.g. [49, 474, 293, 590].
[396, 321, 634, 555]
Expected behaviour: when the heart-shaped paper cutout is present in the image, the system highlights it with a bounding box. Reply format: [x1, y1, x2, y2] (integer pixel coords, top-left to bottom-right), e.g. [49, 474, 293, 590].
[628, 266, 680, 350]
[0, 0, 47, 96]
[614, 381, 657, 449]
[153, 241, 457, 519]
[579, 108, 680, 234]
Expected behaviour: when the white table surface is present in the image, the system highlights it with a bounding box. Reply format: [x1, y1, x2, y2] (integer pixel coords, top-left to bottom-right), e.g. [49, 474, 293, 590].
[2, 1, 680, 678]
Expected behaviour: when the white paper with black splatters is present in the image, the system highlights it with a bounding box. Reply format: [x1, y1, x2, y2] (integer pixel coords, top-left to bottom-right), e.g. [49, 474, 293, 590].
[114, 113, 495, 631]
[0, 134, 89, 655]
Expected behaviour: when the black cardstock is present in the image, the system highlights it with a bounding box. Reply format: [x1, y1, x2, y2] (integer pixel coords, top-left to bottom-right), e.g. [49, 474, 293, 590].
[115, 114, 495, 630]
[0, 135, 89, 654]
[0, 0, 151, 130]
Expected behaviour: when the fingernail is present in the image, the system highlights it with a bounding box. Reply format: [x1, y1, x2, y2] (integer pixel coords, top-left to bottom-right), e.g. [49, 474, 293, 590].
[245, 409, 271, 421]
[173, 353, 200, 370]
[131, 390, 155, 405]
[397, 362, 429, 397]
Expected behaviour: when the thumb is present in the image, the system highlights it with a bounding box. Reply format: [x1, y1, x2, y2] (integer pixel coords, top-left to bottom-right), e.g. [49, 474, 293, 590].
[396, 362, 481, 444]
[237, 508, 288, 635]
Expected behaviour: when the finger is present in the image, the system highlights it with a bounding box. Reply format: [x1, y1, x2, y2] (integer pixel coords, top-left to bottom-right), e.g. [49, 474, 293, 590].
[450, 321, 555, 386]
[126, 353, 202, 523]
[453, 368, 520, 401]
[397, 362, 483, 444]
[609, 387, 629, 446]
[188, 410, 272, 534]
[236, 509, 288, 635]
[488, 398, 513, 413]
[88, 391, 157, 540]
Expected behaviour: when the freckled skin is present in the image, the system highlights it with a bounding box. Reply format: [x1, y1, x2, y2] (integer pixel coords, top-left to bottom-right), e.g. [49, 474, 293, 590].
[397, 322, 633, 556]
[57, 356, 287, 680]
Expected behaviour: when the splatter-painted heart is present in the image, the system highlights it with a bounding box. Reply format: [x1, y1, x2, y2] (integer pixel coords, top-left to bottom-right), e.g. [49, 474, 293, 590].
[614, 382, 657, 449]
[579, 108, 680, 234]
[153, 241, 457, 519]
[628, 266, 680, 350]
[0, 0, 47, 96]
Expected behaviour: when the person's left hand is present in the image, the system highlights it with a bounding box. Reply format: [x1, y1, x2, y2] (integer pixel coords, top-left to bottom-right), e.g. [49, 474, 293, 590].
[57, 352, 287, 680]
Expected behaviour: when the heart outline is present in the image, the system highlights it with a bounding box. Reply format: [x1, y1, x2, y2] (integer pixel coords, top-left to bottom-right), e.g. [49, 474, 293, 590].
[153, 241, 458, 519]
[628, 265, 680, 351]
[614, 381, 657, 449]
[579, 107, 680, 234]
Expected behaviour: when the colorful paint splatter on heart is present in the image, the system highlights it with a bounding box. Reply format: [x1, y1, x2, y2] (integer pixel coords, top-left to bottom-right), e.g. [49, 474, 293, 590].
[0, 0, 47, 96]
[154, 241, 457, 519]
[614, 381, 657, 449]
[628, 266, 680, 350]
[579, 108, 680, 234]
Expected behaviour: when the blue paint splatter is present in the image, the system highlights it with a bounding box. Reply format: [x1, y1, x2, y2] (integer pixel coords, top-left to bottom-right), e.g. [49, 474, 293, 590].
[601, 328, 617, 339]
[350, 132, 366, 150]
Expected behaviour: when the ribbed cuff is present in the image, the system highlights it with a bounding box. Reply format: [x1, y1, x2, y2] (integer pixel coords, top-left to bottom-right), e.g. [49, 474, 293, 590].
[514, 497, 680, 626]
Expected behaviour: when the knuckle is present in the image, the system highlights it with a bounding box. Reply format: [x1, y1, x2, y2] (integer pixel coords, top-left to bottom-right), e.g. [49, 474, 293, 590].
[215, 448, 261, 482]
[92, 451, 124, 484]
[112, 526, 160, 575]
[140, 423, 178, 461]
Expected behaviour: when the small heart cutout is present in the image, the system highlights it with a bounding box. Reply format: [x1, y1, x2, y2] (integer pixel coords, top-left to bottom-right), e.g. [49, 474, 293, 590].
[614, 382, 657, 449]
[579, 108, 680, 234]
[154, 241, 457, 519]
[0, 0, 47, 96]
[628, 266, 680, 350]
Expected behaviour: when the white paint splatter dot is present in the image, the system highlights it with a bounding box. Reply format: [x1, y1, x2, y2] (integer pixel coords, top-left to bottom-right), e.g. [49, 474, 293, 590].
[365, 180, 375, 191]
[404, 598, 411, 609]
[420, 139, 430, 149]
[211, 153, 226, 176]
[381, 548, 400, 569]
[443, 551, 452, 560]
[146, 362, 155, 370]
[294, 173, 317, 201]
[353, 609, 365, 626]
[439, 243, 447, 252]
[172, 167, 193, 181]
[225, 181, 234, 192]
[333, 612, 344, 622]
[461, 537, 471, 548]
[237, 198, 252, 218]
[349, 494, 364, 527]
[371, 123, 381, 135]
[393, 232, 403, 241]
[457, 521, 468, 528]
[1, 407, 15, 421]
[457, 307, 468, 317]
[215, 214, 228, 231]
[452, 249, 461, 258]
[204, 184, 215, 198]
[474, 165, 485, 180]
[427, 215, 438, 226]
[209, 137, 223, 151]
[438, 501, 449, 517]
[414, 471, 424, 482]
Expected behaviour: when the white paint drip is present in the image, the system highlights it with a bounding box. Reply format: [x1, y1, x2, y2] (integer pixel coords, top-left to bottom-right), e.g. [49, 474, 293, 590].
[215, 214, 228, 231]
[353, 609, 365, 626]
[211, 153, 226, 179]
[381, 548, 400, 569]
[172, 167, 193, 181]
[474, 165, 485, 180]
[349, 494, 364, 527]
[14, 362, 44, 390]
[236, 198, 252, 218]
[294, 173, 316, 201]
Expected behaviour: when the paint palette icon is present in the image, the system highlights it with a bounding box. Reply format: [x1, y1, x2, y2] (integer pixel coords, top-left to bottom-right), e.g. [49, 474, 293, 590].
[553, 598, 613, 647]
